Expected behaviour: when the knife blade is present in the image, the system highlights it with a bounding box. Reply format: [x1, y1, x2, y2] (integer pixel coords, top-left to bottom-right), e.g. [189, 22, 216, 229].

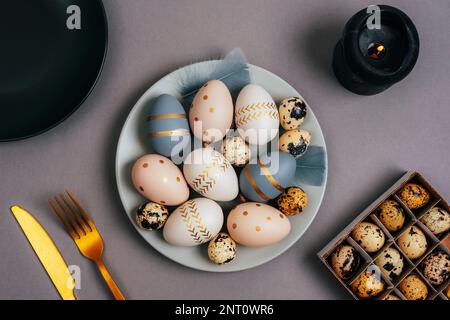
[11, 205, 76, 300]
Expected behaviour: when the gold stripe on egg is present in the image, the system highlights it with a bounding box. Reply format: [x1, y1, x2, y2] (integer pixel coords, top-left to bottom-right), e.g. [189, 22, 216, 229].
[147, 129, 190, 138]
[244, 165, 270, 201]
[258, 158, 285, 192]
[147, 113, 186, 121]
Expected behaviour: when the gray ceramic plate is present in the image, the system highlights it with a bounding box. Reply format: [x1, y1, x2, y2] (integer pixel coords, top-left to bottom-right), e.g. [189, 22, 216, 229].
[115, 62, 328, 272]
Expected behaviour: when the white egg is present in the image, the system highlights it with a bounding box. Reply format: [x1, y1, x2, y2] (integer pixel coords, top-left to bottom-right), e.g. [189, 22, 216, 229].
[235, 84, 279, 145]
[183, 147, 238, 201]
[163, 198, 223, 246]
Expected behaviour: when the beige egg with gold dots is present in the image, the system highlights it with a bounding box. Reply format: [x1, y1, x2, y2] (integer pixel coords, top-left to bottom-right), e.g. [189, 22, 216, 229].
[227, 202, 291, 247]
[189, 80, 234, 143]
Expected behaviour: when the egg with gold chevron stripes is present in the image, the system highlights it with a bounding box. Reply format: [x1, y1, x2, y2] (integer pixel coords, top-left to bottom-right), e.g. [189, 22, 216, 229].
[183, 147, 239, 201]
[163, 198, 224, 246]
[189, 80, 233, 144]
[146, 94, 191, 157]
[239, 152, 296, 202]
[235, 84, 279, 145]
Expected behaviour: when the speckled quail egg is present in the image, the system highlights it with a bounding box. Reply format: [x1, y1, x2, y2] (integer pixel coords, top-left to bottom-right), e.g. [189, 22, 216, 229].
[376, 199, 405, 232]
[278, 97, 308, 130]
[221, 136, 251, 167]
[399, 274, 428, 300]
[351, 271, 385, 298]
[135, 201, 169, 231]
[384, 294, 401, 300]
[279, 129, 311, 159]
[207, 232, 237, 265]
[375, 247, 404, 281]
[446, 286, 450, 299]
[422, 251, 450, 286]
[351, 222, 386, 253]
[420, 207, 450, 236]
[397, 226, 428, 259]
[276, 186, 308, 216]
[331, 245, 361, 280]
[397, 183, 430, 210]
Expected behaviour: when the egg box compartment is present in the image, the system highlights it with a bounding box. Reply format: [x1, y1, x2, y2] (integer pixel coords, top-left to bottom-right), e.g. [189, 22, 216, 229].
[417, 243, 450, 294]
[318, 171, 450, 300]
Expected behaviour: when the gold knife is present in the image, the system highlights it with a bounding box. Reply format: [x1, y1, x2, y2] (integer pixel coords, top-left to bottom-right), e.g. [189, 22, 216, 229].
[11, 205, 77, 300]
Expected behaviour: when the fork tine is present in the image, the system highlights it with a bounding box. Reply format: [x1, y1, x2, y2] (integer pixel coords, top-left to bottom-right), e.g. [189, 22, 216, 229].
[66, 189, 96, 231]
[49, 199, 80, 240]
[54, 196, 84, 237]
[60, 193, 90, 234]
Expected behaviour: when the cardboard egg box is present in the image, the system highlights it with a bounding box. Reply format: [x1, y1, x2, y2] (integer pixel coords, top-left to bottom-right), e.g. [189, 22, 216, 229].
[318, 171, 450, 300]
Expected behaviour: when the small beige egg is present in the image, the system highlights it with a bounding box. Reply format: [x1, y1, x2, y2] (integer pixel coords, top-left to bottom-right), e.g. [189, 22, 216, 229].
[221, 136, 251, 167]
[422, 251, 450, 286]
[351, 271, 385, 299]
[384, 294, 401, 300]
[375, 247, 404, 281]
[278, 97, 307, 130]
[399, 274, 428, 300]
[330, 245, 361, 280]
[135, 202, 169, 231]
[397, 226, 428, 260]
[376, 199, 405, 232]
[279, 129, 311, 159]
[420, 207, 450, 235]
[351, 222, 385, 253]
[276, 186, 308, 216]
[207, 232, 237, 265]
[397, 183, 430, 210]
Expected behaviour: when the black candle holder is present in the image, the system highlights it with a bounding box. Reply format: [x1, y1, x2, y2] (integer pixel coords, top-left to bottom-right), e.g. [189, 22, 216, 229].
[333, 5, 419, 95]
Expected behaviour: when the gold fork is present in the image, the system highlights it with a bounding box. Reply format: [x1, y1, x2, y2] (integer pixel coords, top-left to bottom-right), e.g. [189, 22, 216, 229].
[49, 190, 125, 300]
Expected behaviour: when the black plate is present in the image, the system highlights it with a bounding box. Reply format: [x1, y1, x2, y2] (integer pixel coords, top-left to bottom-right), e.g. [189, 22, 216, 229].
[0, 0, 107, 141]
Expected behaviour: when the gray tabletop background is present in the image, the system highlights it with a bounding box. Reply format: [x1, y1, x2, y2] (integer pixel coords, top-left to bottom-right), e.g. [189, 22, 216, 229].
[1, 0, 449, 300]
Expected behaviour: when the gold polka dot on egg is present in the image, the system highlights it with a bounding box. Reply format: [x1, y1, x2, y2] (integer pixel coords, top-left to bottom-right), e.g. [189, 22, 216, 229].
[277, 186, 308, 216]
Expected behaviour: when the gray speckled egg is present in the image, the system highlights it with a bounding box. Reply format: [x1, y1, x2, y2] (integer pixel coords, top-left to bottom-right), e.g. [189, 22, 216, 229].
[397, 226, 428, 260]
[221, 136, 251, 167]
[279, 97, 307, 130]
[208, 232, 237, 265]
[279, 129, 311, 159]
[135, 202, 169, 231]
[351, 222, 386, 253]
[422, 251, 450, 286]
[375, 247, 404, 281]
[420, 207, 450, 235]
[331, 245, 361, 280]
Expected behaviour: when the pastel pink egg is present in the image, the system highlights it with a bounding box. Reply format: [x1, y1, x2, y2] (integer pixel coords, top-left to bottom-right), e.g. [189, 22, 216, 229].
[131, 154, 189, 206]
[189, 80, 233, 143]
[227, 202, 291, 247]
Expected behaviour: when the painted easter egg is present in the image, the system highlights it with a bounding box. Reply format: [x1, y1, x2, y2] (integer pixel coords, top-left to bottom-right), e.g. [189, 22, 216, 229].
[163, 198, 223, 246]
[132, 154, 189, 206]
[235, 84, 279, 145]
[239, 152, 296, 202]
[146, 94, 191, 157]
[227, 202, 291, 247]
[183, 147, 238, 201]
[189, 80, 233, 143]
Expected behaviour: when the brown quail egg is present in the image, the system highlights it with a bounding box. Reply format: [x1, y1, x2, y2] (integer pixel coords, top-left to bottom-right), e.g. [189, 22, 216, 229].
[351, 222, 385, 253]
[399, 274, 428, 300]
[375, 247, 404, 281]
[351, 271, 385, 298]
[279, 129, 311, 159]
[221, 136, 251, 167]
[397, 183, 430, 210]
[331, 245, 361, 280]
[276, 186, 308, 216]
[135, 201, 169, 231]
[420, 207, 450, 236]
[422, 251, 450, 286]
[376, 199, 405, 232]
[446, 286, 450, 298]
[384, 294, 401, 300]
[207, 232, 237, 265]
[278, 97, 308, 130]
[397, 226, 428, 259]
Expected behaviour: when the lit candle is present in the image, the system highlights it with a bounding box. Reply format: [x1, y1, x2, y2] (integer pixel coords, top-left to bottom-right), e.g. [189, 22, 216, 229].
[333, 5, 419, 95]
